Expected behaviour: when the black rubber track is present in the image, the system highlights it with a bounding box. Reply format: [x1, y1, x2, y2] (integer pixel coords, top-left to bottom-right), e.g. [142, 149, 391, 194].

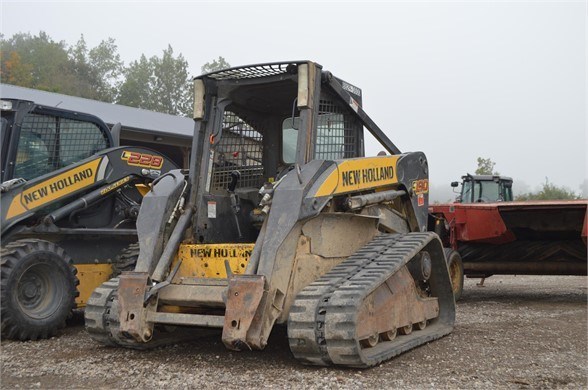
[85, 242, 139, 346]
[287, 232, 455, 368]
[85, 277, 201, 349]
[84, 277, 121, 347]
[112, 243, 139, 277]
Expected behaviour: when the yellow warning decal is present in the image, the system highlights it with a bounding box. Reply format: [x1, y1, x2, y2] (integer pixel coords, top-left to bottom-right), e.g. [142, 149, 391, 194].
[100, 176, 131, 196]
[174, 243, 255, 279]
[412, 179, 429, 195]
[5, 158, 102, 219]
[314, 156, 400, 197]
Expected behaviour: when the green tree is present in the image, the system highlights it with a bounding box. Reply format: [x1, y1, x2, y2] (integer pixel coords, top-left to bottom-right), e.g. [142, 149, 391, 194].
[515, 179, 579, 200]
[0, 51, 33, 87]
[151, 45, 191, 116]
[87, 38, 124, 101]
[68, 35, 123, 102]
[68, 35, 98, 99]
[201, 56, 231, 74]
[1, 32, 191, 115]
[118, 54, 154, 109]
[1, 32, 73, 93]
[1, 32, 122, 102]
[118, 45, 192, 116]
[475, 157, 499, 175]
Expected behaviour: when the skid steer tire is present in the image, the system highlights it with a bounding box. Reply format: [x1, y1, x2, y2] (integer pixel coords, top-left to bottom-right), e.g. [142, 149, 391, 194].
[112, 243, 139, 277]
[444, 248, 464, 301]
[1, 239, 79, 340]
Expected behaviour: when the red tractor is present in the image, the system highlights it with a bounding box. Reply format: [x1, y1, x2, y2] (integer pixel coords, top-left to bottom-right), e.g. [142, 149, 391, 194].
[430, 174, 587, 300]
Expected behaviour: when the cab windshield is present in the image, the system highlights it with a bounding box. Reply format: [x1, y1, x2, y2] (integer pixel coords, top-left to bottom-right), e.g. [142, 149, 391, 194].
[461, 180, 504, 203]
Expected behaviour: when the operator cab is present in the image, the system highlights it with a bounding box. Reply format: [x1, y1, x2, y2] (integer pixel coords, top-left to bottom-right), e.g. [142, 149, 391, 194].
[451, 174, 513, 203]
[194, 62, 369, 243]
[203, 64, 364, 193]
[0, 99, 112, 184]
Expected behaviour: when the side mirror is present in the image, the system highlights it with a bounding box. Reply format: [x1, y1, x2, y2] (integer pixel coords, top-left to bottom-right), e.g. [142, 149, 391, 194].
[451, 181, 459, 188]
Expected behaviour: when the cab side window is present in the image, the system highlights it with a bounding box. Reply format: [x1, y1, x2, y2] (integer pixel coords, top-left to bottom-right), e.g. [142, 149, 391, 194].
[14, 114, 55, 180]
[59, 119, 108, 166]
[13, 113, 108, 181]
[314, 95, 362, 160]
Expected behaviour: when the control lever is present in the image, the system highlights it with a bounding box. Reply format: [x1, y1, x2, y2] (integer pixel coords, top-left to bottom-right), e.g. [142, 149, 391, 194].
[228, 171, 243, 239]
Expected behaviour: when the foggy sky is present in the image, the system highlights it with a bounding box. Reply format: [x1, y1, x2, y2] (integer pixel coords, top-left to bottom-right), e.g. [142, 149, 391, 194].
[2, 1, 586, 201]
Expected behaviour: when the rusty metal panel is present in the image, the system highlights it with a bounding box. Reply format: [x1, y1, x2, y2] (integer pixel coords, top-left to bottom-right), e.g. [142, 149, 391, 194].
[222, 275, 266, 350]
[356, 267, 439, 341]
[147, 312, 224, 327]
[157, 283, 226, 308]
[118, 272, 153, 342]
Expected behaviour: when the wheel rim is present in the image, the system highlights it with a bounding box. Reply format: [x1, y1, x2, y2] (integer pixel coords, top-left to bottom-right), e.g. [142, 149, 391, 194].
[16, 263, 65, 319]
[381, 328, 397, 341]
[448, 258, 462, 295]
[360, 333, 379, 348]
[416, 320, 427, 330]
[400, 324, 413, 335]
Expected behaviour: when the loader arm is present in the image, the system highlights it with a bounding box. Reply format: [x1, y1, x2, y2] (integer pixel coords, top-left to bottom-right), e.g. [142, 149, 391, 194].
[1, 146, 178, 239]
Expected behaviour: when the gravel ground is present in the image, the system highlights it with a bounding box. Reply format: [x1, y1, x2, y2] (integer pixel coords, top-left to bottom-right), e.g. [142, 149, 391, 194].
[1, 275, 586, 389]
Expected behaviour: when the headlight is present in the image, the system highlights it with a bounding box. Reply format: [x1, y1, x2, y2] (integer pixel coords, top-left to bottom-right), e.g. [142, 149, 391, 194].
[0, 100, 13, 110]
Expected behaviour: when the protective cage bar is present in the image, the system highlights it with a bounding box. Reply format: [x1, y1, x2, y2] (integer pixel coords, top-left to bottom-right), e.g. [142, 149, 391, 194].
[203, 61, 306, 81]
[211, 111, 264, 191]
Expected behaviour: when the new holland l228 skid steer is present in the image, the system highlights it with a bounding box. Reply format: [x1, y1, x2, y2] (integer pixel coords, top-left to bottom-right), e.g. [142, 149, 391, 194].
[1, 99, 178, 340]
[86, 61, 455, 367]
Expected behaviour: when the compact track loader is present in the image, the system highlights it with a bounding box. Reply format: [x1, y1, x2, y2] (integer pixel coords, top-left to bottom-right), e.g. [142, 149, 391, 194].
[86, 61, 455, 367]
[1, 99, 178, 340]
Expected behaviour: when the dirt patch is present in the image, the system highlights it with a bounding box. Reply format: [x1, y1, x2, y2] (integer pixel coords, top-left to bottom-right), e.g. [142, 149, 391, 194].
[1, 275, 586, 389]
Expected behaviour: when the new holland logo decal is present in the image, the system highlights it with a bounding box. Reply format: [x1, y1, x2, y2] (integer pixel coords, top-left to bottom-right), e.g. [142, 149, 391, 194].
[5, 158, 102, 219]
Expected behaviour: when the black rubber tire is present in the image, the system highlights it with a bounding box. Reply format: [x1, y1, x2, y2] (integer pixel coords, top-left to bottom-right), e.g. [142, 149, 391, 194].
[1, 239, 79, 340]
[111, 243, 139, 277]
[444, 248, 464, 301]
